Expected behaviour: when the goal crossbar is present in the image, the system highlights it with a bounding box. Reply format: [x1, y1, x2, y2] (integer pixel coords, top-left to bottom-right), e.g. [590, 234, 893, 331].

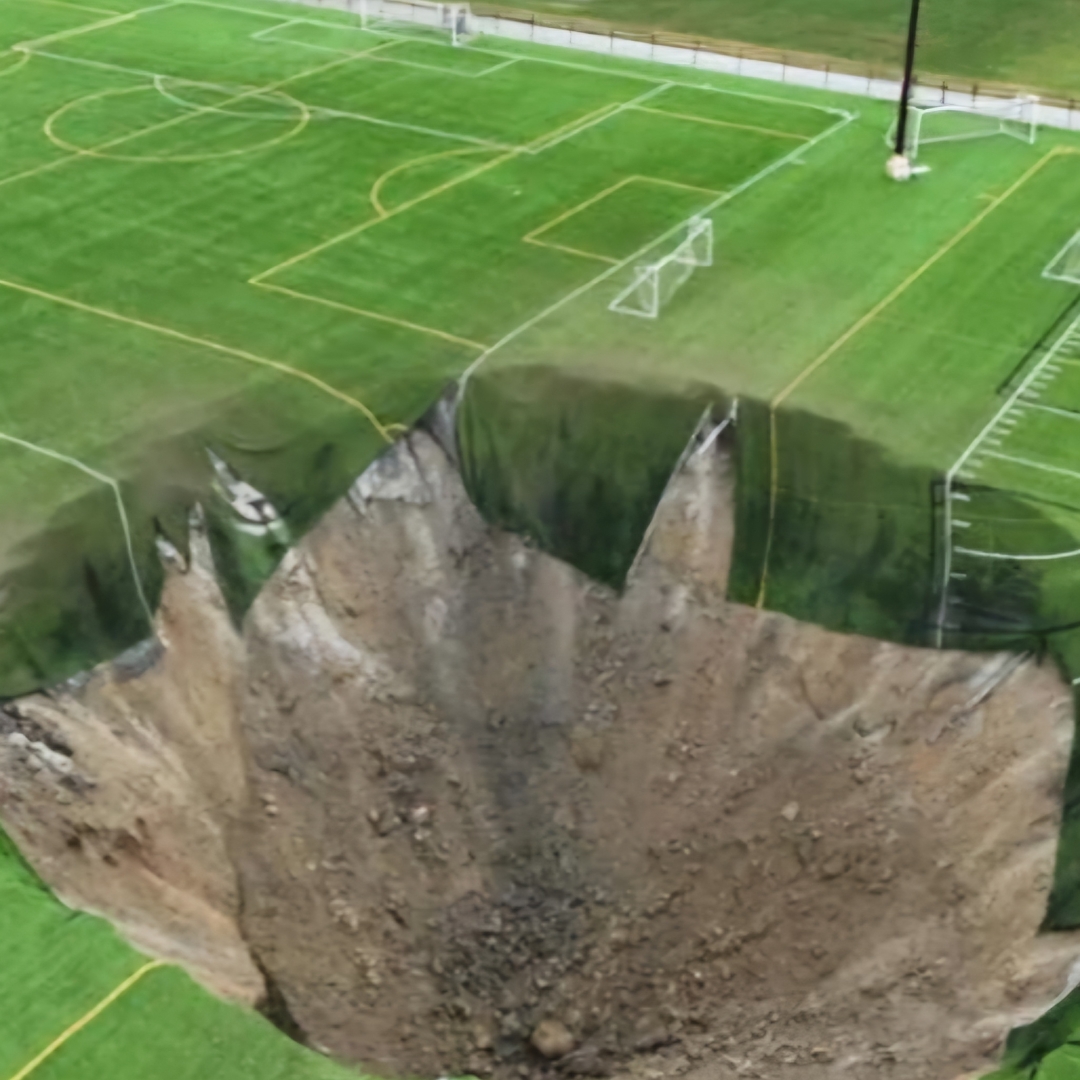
[891, 95, 1039, 160]
[609, 217, 713, 320]
[358, 0, 474, 44]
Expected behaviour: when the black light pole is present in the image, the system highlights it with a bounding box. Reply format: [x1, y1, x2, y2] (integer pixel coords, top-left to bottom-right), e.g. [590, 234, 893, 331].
[894, 0, 923, 156]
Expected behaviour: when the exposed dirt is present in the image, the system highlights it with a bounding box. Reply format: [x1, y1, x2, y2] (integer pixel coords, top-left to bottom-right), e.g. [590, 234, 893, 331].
[2, 427, 1079, 1080]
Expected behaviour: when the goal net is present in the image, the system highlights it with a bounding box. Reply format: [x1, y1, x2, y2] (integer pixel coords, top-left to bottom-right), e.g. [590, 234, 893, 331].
[609, 217, 713, 320]
[1045, 229, 1080, 286]
[898, 96, 1038, 160]
[358, 0, 474, 44]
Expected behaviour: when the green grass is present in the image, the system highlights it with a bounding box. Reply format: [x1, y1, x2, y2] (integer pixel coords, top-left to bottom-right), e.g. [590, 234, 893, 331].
[486, 0, 1080, 99]
[0, 0, 852, 694]
[8, 4, 1080, 1073]
[0, 827, 362, 1079]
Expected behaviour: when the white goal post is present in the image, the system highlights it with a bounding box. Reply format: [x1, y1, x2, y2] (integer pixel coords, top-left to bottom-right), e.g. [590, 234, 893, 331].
[892, 95, 1039, 160]
[609, 217, 713, 320]
[357, 0, 474, 44]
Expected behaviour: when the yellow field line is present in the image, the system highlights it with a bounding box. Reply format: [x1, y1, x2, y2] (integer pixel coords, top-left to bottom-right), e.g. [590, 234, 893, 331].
[0, 42, 378, 190]
[43, 82, 311, 162]
[255, 281, 489, 350]
[370, 145, 493, 217]
[15, 5, 146, 49]
[633, 105, 811, 142]
[0, 50, 31, 79]
[524, 177, 638, 242]
[754, 146, 1075, 609]
[252, 100, 633, 285]
[9, 960, 166, 1080]
[0, 276, 395, 440]
[522, 236, 618, 264]
[521, 174, 722, 264]
[525, 175, 724, 245]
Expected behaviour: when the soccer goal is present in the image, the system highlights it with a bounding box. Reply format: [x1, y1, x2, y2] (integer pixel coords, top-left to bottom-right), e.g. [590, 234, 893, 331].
[1045, 229, 1080, 285]
[896, 96, 1039, 160]
[358, 0, 474, 44]
[609, 217, 713, 320]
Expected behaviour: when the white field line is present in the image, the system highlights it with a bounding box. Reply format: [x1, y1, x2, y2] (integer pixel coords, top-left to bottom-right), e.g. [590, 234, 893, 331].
[984, 449, 1080, 482]
[255, 21, 519, 78]
[0, 432, 154, 629]
[186, 0, 852, 122]
[525, 81, 672, 153]
[459, 109, 855, 391]
[25, 45, 517, 148]
[1029, 402, 1080, 423]
[957, 543, 1080, 562]
[936, 308, 1080, 642]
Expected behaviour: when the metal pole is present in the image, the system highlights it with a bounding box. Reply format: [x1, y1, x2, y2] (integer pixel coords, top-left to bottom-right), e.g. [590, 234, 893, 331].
[894, 0, 923, 155]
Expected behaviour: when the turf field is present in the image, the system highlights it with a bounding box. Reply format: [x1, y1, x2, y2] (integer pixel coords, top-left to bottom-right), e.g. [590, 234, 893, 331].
[490, 0, 1080, 100]
[0, 0, 855, 693]
[0, 825, 363, 1079]
[10, 4, 1080, 1072]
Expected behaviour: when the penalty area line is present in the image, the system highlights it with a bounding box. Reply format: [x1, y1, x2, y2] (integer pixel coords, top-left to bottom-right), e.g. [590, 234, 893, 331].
[0, 430, 155, 632]
[458, 109, 856, 394]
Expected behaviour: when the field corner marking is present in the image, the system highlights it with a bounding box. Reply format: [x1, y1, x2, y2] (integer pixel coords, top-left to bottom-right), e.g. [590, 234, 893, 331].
[8, 959, 167, 1080]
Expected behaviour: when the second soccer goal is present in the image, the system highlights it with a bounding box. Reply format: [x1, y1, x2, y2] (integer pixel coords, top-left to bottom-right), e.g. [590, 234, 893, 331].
[609, 217, 714, 320]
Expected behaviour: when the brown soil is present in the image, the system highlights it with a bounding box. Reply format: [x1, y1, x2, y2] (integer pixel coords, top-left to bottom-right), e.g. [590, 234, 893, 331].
[2, 428, 1078, 1080]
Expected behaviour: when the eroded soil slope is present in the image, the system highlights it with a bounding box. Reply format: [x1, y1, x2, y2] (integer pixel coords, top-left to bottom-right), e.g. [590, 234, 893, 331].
[1, 428, 1078, 1080]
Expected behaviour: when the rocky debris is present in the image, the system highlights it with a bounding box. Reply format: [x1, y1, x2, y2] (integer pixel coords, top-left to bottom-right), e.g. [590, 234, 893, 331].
[1, 430, 1078, 1080]
[531, 1020, 576, 1059]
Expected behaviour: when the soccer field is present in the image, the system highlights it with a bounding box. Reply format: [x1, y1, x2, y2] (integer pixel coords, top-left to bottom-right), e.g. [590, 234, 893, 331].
[0, 0, 853, 693]
[4, 0, 1080, 697]
[13, 3, 1080, 1071]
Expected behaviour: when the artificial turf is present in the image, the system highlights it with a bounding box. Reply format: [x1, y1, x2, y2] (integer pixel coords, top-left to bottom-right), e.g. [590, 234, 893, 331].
[0, 827, 363, 1080]
[0, 0, 851, 695]
[8, 2, 1080, 1074]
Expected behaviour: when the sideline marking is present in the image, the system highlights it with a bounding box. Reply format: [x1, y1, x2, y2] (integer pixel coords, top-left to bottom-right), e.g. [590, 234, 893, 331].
[0, 276, 395, 441]
[9, 960, 166, 1080]
[186, 0, 851, 121]
[753, 147, 1071, 609]
[524, 175, 724, 264]
[257, 21, 520, 78]
[632, 104, 812, 142]
[0, 432, 154, 629]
